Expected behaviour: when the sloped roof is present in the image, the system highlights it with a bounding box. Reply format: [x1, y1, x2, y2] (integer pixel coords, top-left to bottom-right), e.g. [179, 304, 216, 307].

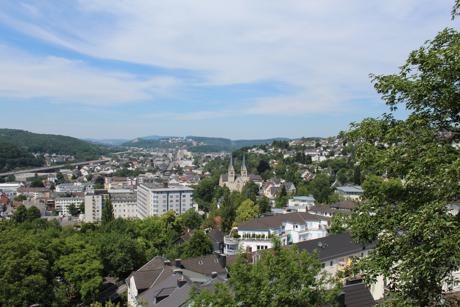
[238, 212, 329, 231]
[296, 233, 375, 262]
[180, 254, 226, 276]
[128, 256, 173, 292]
[343, 282, 376, 307]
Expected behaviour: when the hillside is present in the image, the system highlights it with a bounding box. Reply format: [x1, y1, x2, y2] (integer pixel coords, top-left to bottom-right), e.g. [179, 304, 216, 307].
[0, 129, 108, 171]
[123, 135, 290, 152]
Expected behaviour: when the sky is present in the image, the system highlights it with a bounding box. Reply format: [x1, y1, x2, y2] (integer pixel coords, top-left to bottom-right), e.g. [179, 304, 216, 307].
[0, 1, 456, 140]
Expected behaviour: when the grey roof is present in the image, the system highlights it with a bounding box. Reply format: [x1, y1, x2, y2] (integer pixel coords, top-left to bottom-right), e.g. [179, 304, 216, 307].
[128, 256, 173, 291]
[343, 282, 376, 307]
[336, 186, 363, 193]
[296, 233, 375, 262]
[238, 212, 329, 231]
[180, 254, 226, 276]
[291, 195, 315, 202]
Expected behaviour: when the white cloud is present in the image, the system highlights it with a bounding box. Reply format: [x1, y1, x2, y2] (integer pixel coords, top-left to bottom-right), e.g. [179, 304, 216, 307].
[0, 46, 177, 105]
[0, 0, 455, 112]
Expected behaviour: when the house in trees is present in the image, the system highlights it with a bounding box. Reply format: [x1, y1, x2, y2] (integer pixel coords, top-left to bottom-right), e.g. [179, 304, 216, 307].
[224, 212, 329, 255]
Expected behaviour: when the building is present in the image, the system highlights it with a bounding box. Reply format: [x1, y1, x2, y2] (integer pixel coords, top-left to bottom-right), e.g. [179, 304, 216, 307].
[224, 212, 330, 255]
[137, 184, 194, 218]
[84, 191, 108, 223]
[127, 255, 228, 307]
[55, 182, 86, 193]
[110, 190, 137, 219]
[287, 195, 316, 212]
[335, 186, 363, 201]
[0, 182, 23, 198]
[17, 187, 51, 199]
[219, 155, 251, 192]
[55, 195, 84, 216]
[296, 233, 382, 301]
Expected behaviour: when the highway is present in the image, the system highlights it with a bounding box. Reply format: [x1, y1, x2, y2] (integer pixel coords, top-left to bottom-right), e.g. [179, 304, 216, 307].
[0, 158, 111, 177]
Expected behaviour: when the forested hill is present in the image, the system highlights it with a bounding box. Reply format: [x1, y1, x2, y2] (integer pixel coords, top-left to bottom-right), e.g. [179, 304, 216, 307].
[0, 129, 108, 172]
[123, 135, 290, 152]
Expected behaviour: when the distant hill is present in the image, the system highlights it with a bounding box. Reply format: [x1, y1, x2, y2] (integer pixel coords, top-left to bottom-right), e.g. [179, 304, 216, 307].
[85, 138, 130, 146]
[0, 129, 108, 172]
[123, 135, 290, 152]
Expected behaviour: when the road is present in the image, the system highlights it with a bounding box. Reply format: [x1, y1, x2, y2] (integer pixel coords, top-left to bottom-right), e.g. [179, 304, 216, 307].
[0, 158, 111, 177]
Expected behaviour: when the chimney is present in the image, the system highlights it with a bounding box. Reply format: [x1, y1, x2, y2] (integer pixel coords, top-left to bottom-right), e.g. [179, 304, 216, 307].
[211, 271, 218, 279]
[177, 275, 187, 288]
[175, 259, 182, 268]
[164, 260, 171, 266]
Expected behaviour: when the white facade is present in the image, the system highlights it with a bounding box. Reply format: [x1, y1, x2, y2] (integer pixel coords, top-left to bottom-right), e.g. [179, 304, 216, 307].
[0, 183, 22, 198]
[287, 195, 316, 212]
[335, 186, 363, 200]
[56, 182, 85, 193]
[84, 194, 104, 223]
[55, 196, 83, 216]
[137, 184, 194, 218]
[110, 191, 137, 219]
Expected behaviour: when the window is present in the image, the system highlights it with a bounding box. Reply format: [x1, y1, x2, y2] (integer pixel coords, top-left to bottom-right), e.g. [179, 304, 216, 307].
[330, 261, 333, 266]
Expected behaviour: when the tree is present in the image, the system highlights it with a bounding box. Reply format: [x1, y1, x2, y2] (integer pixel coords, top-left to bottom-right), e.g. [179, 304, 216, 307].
[336, 168, 353, 185]
[177, 209, 203, 230]
[191, 239, 338, 306]
[241, 181, 259, 202]
[26, 206, 41, 221]
[235, 199, 259, 224]
[13, 205, 28, 223]
[30, 177, 44, 187]
[181, 230, 213, 258]
[346, 20, 460, 305]
[101, 198, 114, 224]
[6, 174, 15, 182]
[256, 160, 270, 174]
[257, 196, 271, 214]
[308, 174, 333, 204]
[220, 190, 237, 234]
[79, 202, 85, 214]
[94, 176, 104, 189]
[68, 203, 80, 216]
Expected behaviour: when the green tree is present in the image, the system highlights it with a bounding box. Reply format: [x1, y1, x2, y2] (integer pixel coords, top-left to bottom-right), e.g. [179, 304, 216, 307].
[241, 181, 259, 202]
[68, 203, 80, 216]
[192, 239, 338, 306]
[13, 204, 28, 223]
[257, 196, 271, 214]
[30, 177, 44, 187]
[346, 20, 460, 305]
[275, 185, 288, 208]
[220, 190, 237, 233]
[55, 235, 103, 303]
[26, 206, 41, 221]
[235, 199, 259, 224]
[177, 209, 203, 230]
[79, 202, 85, 214]
[256, 159, 270, 174]
[101, 198, 114, 224]
[181, 230, 213, 258]
[309, 174, 333, 204]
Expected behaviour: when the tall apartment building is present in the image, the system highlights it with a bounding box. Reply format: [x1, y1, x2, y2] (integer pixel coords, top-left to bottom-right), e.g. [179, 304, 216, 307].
[84, 192, 106, 223]
[55, 195, 84, 216]
[136, 184, 194, 218]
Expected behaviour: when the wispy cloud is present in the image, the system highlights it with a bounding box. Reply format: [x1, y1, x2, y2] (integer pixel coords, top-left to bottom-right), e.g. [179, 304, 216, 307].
[0, 45, 178, 105]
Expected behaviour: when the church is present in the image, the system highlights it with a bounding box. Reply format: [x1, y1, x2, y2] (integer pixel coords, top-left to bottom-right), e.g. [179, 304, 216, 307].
[219, 155, 250, 192]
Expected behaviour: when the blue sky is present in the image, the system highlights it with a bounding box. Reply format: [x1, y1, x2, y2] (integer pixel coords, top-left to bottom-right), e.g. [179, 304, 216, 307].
[0, 1, 456, 139]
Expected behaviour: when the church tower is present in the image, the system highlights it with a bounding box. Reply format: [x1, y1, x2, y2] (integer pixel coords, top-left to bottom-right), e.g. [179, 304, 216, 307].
[228, 155, 235, 183]
[241, 154, 248, 178]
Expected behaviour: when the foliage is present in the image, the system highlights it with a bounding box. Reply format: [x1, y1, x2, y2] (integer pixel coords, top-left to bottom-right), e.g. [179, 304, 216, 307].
[0, 128, 108, 162]
[235, 199, 259, 224]
[14, 194, 27, 201]
[257, 196, 271, 214]
[0, 141, 44, 172]
[31, 176, 45, 187]
[346, 25, 460, 305]
[191, 239, 339, 306]
[26, 206, 42, 221]
[193, 175, 220, 210]
[68, 203, 80, 216]
[275, 185, 289, 208]
[308, 174, 334, 204]
[241, 181, 259, 202]
[181, 230, 213, 258]
[101, 198, 114, 224]
[177, 209, 203, 230]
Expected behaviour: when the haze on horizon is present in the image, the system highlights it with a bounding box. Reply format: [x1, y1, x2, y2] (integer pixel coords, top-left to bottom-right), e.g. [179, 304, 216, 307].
[0, 1, 455, 139]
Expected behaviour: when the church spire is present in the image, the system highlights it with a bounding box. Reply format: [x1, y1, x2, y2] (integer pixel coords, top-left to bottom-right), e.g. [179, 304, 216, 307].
[228, 155, 235, 182]
[241, 154, 248, 178]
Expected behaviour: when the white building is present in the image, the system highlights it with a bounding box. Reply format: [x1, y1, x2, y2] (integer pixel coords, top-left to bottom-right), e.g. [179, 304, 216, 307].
[137, 183, 194, 218]
[84, 193, 106, 223]
[110, 190, 137, 219]
[224, 212, 329, 255]
[55, 196, 84, 216]
[335, 186, 363, 201]
[56, 182, 85, 193]
[287, 195, 316, 212]
[0, 182, 23, 198]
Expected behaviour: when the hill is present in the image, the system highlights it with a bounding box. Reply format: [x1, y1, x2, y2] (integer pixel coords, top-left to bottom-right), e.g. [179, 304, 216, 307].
[123, 135, 290, 152]
[0, 129, 108, 171]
